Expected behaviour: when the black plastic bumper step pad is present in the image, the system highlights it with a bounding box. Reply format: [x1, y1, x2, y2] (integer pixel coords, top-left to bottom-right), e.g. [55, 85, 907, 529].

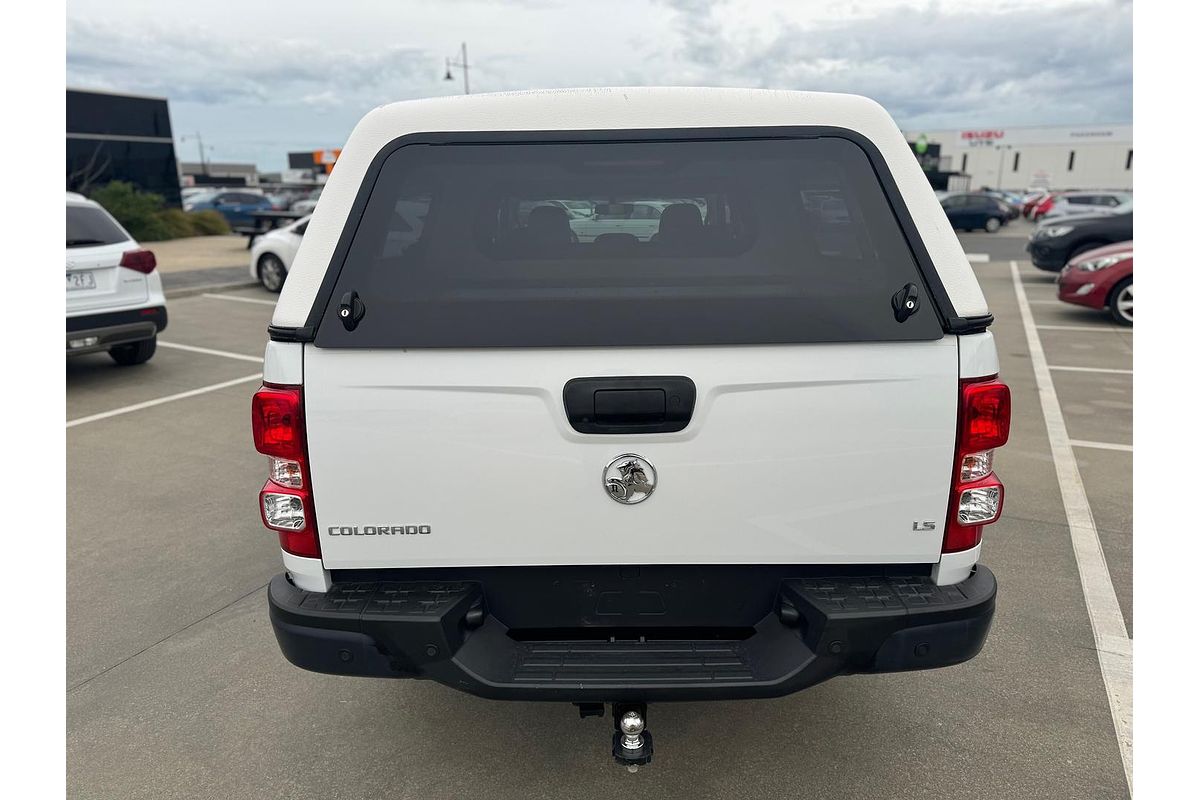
[512, 640, 755, 684]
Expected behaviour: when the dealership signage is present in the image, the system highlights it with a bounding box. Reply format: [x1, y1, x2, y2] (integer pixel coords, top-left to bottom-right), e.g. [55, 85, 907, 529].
[926, 124, 1132, 148]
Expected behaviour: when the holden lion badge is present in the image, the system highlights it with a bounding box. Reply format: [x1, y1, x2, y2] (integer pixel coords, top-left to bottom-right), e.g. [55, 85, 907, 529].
[603, 454, 657, 505]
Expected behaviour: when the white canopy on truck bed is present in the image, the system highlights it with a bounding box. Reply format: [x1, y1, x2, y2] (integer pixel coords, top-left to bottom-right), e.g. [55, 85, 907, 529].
[272, 87, 988, 327]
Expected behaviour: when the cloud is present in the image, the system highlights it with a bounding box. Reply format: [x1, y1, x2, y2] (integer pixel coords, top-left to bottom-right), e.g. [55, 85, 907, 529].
[655, 0, 1132, 128]
[65, 1, 1130, 168]
[66, 18, 432, 108]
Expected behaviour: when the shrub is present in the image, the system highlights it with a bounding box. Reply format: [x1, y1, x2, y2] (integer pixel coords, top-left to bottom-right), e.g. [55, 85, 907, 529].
[88, 181, 233, 240]
[157, 208, 195, 239]
[187, 210, 231, 236]
[89, 181, 169, 241]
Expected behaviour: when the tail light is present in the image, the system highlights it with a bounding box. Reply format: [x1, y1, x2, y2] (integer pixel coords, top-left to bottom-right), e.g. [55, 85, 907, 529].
[252, 384, 320, 558]
[119, 249, 157, 274]
[944, 377, 1011, 553]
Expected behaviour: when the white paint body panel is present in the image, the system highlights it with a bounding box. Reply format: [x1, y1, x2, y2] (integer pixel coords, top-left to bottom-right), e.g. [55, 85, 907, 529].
[305, 340, 960, 570]
[933, 542, 982, 586]
[273, 88, 988, 327]
[958, 331, 1000, 379]
[282, 550, 330, 592]
[262, 341, 303, 385]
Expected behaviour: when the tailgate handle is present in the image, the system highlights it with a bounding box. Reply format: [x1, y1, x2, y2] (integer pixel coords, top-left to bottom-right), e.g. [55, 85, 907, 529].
[563, 377, 696, 434]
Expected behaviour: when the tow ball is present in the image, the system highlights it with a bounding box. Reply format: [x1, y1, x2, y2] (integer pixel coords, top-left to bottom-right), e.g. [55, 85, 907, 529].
[611, 703, 653, 772]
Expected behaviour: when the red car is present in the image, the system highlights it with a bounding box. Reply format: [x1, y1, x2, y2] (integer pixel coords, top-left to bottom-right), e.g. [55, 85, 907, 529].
[1029, 192, 1060, 221]
[1056, 241, 1133, 325]
[1021, 190, 1051, 218]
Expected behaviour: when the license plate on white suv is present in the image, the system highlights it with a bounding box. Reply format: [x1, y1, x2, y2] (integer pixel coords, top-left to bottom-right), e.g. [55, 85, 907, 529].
[66, 272, 96, 291]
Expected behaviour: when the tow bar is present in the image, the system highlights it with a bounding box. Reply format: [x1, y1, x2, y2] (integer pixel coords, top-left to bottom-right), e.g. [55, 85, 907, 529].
[574, 701, 655, 771]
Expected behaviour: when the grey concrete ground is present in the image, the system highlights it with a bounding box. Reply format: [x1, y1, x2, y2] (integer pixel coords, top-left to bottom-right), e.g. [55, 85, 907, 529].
[67, 225, 1132, 799]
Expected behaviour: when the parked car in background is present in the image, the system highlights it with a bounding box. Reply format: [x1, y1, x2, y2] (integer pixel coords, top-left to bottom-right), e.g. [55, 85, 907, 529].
[1040, 192, 1131, 222]
[1029, 193, 1059, 220]
[1021, 190, 1051, 218]
[248, 215, 310, 292]
[290, 187, 323, 215]
[184, 190, 274, 227]
[1027, 208, 1133, 271]
[980, 192, 1021, 221]
[1056, 241, 1133, 325]
[181, 186, 211, 202]
[1031, 191, 1128, 221]
[940, 193, 1009, 232]
[66, 192, 167, 365]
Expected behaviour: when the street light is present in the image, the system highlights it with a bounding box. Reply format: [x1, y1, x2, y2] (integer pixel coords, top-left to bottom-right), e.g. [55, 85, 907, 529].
[444, 42, 470, 94]
[178, 133, 213, 176]
[995, 144, 1013, 192]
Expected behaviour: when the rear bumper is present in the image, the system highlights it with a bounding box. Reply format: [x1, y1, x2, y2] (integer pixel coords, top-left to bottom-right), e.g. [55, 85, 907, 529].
[1026, 239, 1070, 271]
[66, 306, 167, 354]
[268, 565, 996, 702]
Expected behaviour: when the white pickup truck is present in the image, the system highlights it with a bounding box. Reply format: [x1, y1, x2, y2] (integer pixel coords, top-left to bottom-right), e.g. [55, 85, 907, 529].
[253, 88, 1009, 769]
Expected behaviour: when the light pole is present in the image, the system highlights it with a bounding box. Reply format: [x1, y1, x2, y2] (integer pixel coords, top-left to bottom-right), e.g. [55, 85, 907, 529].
[444, 42, 470, 94]
[178, 133, 212, 176]
[995, 144, 1013, 192]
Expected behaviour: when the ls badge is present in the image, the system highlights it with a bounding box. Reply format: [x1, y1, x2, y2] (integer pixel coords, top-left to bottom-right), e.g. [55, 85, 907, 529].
[604, 454, 656, 505]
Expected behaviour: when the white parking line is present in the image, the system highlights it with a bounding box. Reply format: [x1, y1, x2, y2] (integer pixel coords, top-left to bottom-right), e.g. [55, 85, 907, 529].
[1038, 325, 1132, 334]
[201, 293, 277, 307]
[1070, 439, 1134, 453]
[1049, 365, 1133, 375]
[158, 341, 265, 363]
[1027, 299, 1061, 305]
[1010, 260, 1132, 788]
[66, 374, 263, 428]
[966, 253, 990, 263]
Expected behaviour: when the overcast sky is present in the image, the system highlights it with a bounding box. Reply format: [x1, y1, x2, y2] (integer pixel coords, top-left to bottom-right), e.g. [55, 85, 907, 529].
[66, 0, 1131, 171]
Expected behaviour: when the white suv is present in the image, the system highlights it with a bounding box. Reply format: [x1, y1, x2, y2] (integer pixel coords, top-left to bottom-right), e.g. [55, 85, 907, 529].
[253, 89, 1009, 768]
[66, 192, 167, 365]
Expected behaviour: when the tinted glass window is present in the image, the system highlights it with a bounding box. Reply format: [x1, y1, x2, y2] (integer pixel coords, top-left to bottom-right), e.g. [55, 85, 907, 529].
[66, 205, 128, 247]
[317, 136, 943, 348]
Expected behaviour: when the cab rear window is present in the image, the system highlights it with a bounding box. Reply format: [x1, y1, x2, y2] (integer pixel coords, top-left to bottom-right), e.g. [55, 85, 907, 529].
[316, 136, 942, 347]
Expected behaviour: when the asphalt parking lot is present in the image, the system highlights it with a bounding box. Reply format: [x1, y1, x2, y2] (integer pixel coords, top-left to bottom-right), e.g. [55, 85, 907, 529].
[66, 221, 1132, 799]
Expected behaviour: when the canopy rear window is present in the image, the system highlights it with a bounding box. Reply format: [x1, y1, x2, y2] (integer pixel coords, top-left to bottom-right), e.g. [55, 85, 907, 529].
[315, 135, 942, 347]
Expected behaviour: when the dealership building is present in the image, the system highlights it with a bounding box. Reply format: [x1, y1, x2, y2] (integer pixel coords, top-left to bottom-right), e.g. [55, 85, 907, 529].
[905, 123, 1132, 192]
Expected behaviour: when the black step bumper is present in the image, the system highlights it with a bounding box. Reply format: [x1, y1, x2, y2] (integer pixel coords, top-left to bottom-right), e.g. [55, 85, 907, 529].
[268, 566, 996, 702]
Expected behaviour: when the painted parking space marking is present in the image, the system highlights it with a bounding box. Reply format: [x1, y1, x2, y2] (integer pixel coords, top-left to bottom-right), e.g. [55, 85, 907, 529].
[157, 341, 265, 363]
[66, 374, 263, 428]
[1070, 440, 1133, 453]
[1010, 260, 1132, 788]
[1048, 365, 1133, 375]
[201, 293, 278, 307]
[966, 253, 990, 263]
[1037, 325, 1132, 334]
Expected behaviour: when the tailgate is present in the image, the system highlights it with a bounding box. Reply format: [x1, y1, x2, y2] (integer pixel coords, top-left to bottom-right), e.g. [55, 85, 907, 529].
[305, 340, 958, 569]
[65, 243, 147, 313]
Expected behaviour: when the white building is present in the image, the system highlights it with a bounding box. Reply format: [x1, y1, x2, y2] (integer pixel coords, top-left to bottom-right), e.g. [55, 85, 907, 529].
[906, 123, 1132, 192]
